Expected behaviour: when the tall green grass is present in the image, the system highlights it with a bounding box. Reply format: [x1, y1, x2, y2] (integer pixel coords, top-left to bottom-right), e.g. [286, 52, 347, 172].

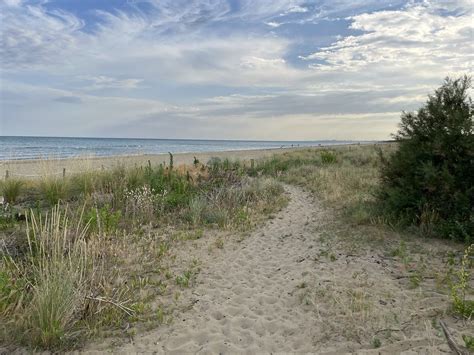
[1, 206, 99, 348]
[40, 177, 69, 206]
[1, 178, 24, 204]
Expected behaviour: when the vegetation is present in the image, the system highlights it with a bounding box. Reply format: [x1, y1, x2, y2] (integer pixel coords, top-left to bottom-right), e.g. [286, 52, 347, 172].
[379, 76, 473, 242]
[0, 178, 24, 204]
[0, 156, 286, 350]
[248, 144, 471, 350]
[40, 177, 69, 206]
[0, 90, 472, 350]
[248, 144, 388, 227]
[450, 243, 474, 319]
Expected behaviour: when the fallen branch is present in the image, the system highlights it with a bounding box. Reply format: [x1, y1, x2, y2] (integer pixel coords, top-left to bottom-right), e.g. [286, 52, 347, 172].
[439, 320, 468, 355]
[86, 296, 135, 316]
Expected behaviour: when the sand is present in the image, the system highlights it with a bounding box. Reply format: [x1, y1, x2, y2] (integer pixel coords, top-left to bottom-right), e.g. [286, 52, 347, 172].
[0, 147, 310, 179]
[115, 185, 317, 353]
[82, 185, 468, 354]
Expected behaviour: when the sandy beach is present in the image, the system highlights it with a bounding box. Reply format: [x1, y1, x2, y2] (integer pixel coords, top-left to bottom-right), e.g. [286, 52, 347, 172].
[0, 146, 320, 179]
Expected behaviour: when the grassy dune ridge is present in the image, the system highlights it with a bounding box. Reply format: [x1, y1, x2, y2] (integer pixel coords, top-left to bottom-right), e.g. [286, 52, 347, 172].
[0, 144, 472, 351]
[0, 155, 287, 349]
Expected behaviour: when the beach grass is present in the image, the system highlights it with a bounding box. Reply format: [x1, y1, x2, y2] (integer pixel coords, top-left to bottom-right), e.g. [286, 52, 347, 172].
[0, 178, 24, 204]
[0, 153, 287, 350]
[0, 143, 471, 351]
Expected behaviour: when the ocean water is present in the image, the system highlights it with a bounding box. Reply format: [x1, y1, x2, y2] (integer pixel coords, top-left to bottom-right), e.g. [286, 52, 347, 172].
[0, 136, 359, 161]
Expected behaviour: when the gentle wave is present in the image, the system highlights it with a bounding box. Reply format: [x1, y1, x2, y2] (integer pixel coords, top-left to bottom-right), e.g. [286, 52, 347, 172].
[0, 136, 362, 161]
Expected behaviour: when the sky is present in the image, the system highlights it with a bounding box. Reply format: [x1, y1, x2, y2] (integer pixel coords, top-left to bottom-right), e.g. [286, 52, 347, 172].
[0, 0, 472, 140]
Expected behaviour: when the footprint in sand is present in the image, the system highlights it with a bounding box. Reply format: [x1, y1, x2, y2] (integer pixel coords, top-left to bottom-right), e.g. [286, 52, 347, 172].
[109, 185, 318, 354]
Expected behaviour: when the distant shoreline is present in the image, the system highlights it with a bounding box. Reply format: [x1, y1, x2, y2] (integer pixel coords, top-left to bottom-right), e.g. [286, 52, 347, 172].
[0, 136, 374, 162]
[0, 143, 345, 162]
[0, 143, 380, 179]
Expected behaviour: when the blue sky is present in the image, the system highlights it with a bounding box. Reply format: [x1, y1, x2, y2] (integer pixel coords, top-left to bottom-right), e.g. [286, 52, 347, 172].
[0, 0, 472, 140]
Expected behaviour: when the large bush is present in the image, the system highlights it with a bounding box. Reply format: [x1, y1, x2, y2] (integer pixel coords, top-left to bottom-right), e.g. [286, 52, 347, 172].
[379, 76, 473, 242]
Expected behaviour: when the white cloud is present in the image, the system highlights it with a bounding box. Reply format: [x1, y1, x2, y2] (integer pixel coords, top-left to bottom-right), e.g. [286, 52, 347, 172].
[0, 3, 85, 69]
[0, 1, 299, 87]
[265, 21, 281, 28]
[1, 0, 472, 140]
[3, 0, 22, 7]
[302, 1, 473, 79]
[287, 5, 308, 13]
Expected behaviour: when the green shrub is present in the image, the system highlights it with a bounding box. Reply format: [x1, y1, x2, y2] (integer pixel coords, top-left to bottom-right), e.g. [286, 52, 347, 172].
[254, 157, 293, 176]
[1, 178, 24, 204]
[320, 150, 337, 165]
[85, 204, 122, 235]
[378, 76, 474, 242]
[40, 178, 69, 206]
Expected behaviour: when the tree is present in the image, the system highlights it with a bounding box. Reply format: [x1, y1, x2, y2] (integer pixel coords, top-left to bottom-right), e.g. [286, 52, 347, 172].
[379, 76, 474, 242]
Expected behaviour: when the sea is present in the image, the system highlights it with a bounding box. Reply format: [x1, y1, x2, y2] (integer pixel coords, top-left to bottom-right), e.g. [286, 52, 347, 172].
[0, 136, 360, 161]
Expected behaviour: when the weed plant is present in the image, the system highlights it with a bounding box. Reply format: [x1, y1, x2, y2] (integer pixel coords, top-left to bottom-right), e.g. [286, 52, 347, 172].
[450, 243, 474, 318]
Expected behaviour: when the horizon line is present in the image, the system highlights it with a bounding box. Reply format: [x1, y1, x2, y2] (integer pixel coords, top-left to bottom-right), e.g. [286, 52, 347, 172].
[0, 135, 381, 143]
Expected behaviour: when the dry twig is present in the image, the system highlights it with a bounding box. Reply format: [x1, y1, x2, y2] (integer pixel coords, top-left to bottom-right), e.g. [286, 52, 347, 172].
[439, 320, 469, 355]
[86, 296, 135, 316]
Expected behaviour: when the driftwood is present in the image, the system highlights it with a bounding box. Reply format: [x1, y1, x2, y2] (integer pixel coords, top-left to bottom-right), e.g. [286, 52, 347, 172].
[439, 320, 469, 355]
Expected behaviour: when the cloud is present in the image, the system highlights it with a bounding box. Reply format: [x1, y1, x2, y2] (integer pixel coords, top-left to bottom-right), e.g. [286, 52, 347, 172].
[53, 95, 83, 104]
[265, 21, 281, 28]
[101, 109, 400, 140]
[302, 1, 473, 78]
[0, 1, 298, 87]
[287, 5, 308, 13]
[80, 75, 144, 90]
[0, 0, 472, 140]
[0, 2, 85, 69]
[3, 0, 22, 7]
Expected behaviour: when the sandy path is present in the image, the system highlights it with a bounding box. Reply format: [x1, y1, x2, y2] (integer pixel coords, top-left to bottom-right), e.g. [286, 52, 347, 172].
[82, 184, 468, 354]
[116, 185, 319, 353]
